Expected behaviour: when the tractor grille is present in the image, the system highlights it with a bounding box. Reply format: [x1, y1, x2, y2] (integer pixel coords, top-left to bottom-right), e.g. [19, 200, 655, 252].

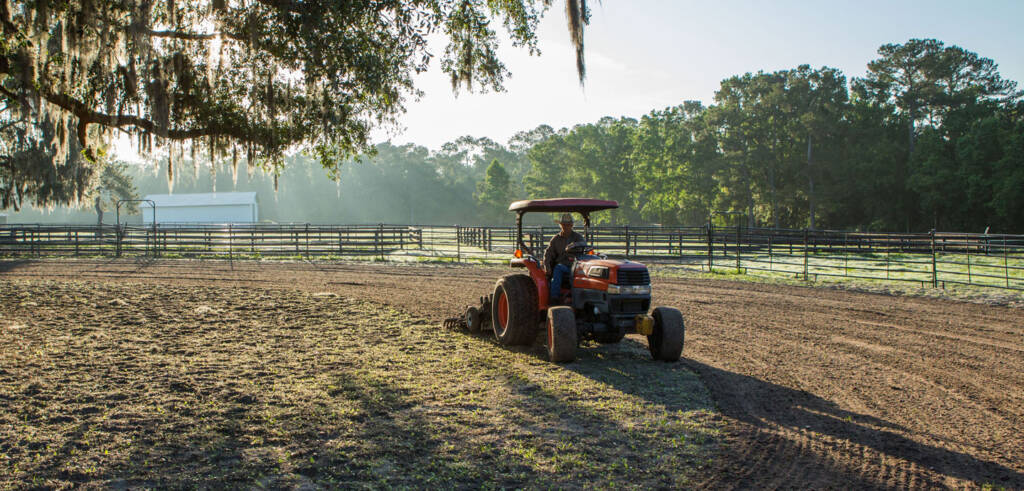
[616, 269, 650, 285]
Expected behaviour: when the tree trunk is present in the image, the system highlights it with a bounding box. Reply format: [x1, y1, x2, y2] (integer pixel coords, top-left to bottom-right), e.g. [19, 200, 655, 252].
[741, 162, 754, 227]
[807, 135, 815, 229]
[768, 140, 780, 229]
[907, 103, 916, 156]
[768, 163, 778, 229]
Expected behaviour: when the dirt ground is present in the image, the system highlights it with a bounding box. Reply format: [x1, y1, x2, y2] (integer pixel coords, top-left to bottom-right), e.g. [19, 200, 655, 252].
[2, 258, 1022, 489]
[1, 269, 716, 489]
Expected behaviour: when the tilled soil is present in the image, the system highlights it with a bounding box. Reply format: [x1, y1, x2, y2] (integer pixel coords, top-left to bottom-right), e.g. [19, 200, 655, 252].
[3, 258, 1023, 489]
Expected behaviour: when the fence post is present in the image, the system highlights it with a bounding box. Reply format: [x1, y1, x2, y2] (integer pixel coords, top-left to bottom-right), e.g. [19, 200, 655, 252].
[802, 228, 809, 280]
[1003, 238, 1010, 288]
[844, 232, 849, 277]
[966, 237, 972, 285]
[886, 241, 891, 280]
[624, 225, 630, 258]
[930, 229, 937, 287]
[707, 222, 714, 272]
[377, 224, 384, 261]
[736, 223, 742, 273]
[456, 225, 461, 262]
[768, 234, 773, 271]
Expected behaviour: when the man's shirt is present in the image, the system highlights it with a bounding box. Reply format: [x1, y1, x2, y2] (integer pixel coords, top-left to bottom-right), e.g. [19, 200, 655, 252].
[544, 231, 584, 272]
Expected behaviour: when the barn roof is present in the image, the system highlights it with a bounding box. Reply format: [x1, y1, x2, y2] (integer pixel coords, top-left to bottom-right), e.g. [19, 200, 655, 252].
[143, 192, 258, 207]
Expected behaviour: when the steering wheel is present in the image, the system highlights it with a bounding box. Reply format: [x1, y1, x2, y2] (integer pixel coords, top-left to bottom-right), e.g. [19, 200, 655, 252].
[565, 240, 596, 257]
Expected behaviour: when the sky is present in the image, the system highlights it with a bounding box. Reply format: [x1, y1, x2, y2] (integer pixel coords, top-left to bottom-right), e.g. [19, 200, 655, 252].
[370, 0, 1024, 150]
[114, 0, 1024, 160]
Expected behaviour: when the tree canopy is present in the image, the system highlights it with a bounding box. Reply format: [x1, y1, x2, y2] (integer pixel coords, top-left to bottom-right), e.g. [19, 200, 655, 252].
[475, 158, 512, 222]
[8, 37, 1023, 233]
[0, 0, 590, 209]
[857, 38, 1020, 154]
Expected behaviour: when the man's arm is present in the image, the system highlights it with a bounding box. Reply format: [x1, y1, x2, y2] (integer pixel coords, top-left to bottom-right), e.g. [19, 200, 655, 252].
[543, 237, 557, 272]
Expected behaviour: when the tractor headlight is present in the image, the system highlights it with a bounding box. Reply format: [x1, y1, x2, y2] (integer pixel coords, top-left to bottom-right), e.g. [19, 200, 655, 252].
[587, 266, 609, 279]
[606, 284, 651, 295]
[632, 285, 651, 295]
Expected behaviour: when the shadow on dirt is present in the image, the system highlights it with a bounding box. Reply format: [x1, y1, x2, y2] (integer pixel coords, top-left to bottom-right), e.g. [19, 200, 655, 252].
[481, 332, 1024, 489]
[0, 259, 34, 273]
[542, 340, 888, 488]
[92, 372, 482, 488]
[94, 357, 708, 488]
[677, 357, 1024, 489]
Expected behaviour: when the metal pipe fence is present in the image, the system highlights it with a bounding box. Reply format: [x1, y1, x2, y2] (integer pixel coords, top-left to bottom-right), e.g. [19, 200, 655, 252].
[1, 223, 1022, 291]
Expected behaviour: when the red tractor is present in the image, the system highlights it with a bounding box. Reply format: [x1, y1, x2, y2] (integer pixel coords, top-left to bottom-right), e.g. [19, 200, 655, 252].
[461, 198, 684, 363]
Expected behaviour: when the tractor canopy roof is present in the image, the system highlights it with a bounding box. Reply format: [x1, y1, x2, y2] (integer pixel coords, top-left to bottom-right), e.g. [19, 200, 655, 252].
[508, 198, 619, 214]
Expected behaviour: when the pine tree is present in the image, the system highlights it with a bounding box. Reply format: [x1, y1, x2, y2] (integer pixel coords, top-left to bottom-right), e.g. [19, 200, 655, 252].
[476, 159, 512, 224]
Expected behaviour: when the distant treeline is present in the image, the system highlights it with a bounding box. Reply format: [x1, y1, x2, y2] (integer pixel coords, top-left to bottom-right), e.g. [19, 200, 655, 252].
[11, 39, 1023, 232]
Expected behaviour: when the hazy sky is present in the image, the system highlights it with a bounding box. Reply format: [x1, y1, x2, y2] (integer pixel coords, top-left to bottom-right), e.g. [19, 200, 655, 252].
[372, 0, 1024, 150]
[114, 1, 1024, 160]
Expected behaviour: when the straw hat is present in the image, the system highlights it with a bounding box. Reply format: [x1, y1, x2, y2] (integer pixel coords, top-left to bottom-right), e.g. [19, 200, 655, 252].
[556, 213, 574, 225]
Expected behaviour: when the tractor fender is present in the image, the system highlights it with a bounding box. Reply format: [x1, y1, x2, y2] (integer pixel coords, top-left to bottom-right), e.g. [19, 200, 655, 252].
[510, 258, 550, 310]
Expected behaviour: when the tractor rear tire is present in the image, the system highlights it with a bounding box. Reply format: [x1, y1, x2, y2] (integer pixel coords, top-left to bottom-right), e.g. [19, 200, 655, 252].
[547, 306, 577, 363]
[465, 306, 482, 333]
[648, 307, 685, 362]
[492, 274, 539, 346]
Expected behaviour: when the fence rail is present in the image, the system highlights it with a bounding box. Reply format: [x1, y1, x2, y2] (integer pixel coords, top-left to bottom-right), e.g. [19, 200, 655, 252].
[2, 223, 1022, 291]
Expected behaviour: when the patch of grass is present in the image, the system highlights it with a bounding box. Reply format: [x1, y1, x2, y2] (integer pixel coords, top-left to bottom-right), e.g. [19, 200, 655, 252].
[0, 279, 719, 488]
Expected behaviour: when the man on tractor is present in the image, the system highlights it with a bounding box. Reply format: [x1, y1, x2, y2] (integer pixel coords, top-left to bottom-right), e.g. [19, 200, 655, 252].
[544, 213, 584, 304]
[450, 197, 684, 363]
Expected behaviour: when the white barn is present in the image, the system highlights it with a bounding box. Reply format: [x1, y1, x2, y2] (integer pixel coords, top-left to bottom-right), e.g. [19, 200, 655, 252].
[142, 192, 259, 224]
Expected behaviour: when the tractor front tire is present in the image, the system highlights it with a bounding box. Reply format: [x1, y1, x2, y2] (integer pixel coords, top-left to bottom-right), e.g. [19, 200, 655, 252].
[547, 306, 577, 362]
[465, 306, 482, 333]
[492, 274, 539, 346]
[648, 307, 685, 362]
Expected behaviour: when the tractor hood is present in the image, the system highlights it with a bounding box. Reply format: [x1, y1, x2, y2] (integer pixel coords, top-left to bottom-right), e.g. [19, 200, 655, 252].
[580, 258, 646, 270]
[575, 258, 650, 286]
